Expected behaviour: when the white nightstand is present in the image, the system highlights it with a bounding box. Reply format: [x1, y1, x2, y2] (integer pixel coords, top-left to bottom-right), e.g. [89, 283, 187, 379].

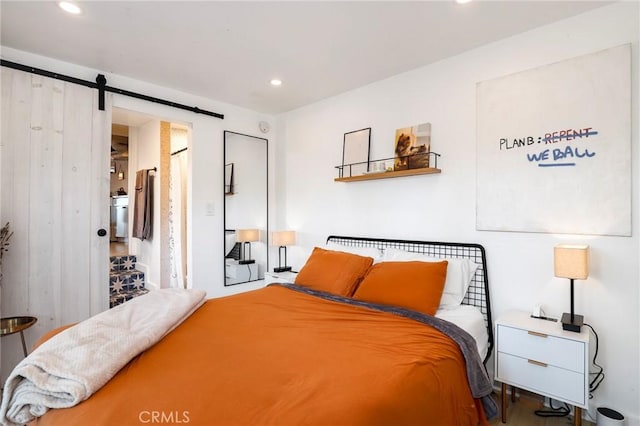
[226, 261, 259, 285]
[264, 271, 298, 285]
[495, 310, 589, 426]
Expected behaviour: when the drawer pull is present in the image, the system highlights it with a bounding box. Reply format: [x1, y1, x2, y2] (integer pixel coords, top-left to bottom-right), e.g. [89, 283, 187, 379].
[527, 331, 548, 338]
[528, 359, 548, 368]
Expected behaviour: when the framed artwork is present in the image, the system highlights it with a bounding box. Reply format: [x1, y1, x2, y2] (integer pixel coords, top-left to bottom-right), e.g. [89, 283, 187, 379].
[476, 44, 630, 235]
[394, 122, 431, 170]
[342, 128, 371, 177]
[224, 163, 234, 195]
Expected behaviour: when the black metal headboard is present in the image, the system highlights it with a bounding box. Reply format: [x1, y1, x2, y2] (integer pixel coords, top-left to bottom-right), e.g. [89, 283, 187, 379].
[326, 235, 493, 363]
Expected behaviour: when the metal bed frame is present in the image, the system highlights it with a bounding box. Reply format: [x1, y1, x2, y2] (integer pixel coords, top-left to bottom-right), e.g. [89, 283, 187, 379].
[326, 235, 494, 363]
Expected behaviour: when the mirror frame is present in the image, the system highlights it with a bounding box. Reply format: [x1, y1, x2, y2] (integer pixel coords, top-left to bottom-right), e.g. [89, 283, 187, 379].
[223, 130, 268, 286]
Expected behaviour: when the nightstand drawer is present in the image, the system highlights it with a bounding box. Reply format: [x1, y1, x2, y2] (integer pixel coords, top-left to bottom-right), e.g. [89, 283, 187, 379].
[225, 262, 259, 285]
[497, 324, 584, 373]
[497, 352, 586, 406]
[225, 264, 238, 278]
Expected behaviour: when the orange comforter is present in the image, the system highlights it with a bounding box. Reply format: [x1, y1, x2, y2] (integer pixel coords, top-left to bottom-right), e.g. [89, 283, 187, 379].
[35, 285, 487, 426]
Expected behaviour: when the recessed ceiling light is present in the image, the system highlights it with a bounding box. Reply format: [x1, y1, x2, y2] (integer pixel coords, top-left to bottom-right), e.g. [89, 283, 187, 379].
[270, 79, 282, 86]
[59, 1, 82, 15]
[455, 0, 472, 3]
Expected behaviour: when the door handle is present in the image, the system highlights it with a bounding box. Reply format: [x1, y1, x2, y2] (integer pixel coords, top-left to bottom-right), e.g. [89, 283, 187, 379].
[97, 228, 107, 237]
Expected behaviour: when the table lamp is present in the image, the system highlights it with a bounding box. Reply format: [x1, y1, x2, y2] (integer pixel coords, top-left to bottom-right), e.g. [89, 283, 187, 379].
[236, 229, 259, 265]
[554, 244, 589, 332]
[272, 231, 296, 273]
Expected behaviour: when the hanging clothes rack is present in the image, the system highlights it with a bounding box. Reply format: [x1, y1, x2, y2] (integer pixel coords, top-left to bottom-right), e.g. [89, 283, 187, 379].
[171, 148, 188, 156]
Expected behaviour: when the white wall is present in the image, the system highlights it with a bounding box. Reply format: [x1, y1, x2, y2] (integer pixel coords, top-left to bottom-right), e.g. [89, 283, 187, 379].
[0, 47, 277, 300]
[128, 119, 161, 288]
[279, 3, 639, 424]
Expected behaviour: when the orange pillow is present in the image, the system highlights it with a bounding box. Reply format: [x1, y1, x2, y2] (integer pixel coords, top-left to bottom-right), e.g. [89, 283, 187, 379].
[294, 247, 374, 296]
[352, 261, 448, 316]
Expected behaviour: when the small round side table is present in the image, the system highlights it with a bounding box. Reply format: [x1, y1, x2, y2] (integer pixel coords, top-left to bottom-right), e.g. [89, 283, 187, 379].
[0, 316, 38, 357]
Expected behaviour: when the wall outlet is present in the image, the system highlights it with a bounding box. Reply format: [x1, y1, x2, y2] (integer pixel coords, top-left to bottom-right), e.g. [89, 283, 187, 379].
[205, 202, 215, 216]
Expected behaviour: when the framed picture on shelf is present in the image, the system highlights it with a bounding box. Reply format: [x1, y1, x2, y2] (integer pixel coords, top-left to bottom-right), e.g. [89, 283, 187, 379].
[394, 122, 431, 170]
[224, 163, 234, 195]
[342, 128, 371, 177]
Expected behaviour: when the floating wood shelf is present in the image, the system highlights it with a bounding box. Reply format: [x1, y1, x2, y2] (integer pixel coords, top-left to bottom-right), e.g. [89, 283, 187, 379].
[334, 167, 441, 182]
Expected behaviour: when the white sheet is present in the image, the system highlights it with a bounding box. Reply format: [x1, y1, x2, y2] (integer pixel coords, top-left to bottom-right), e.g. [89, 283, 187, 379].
[435, 304, 489, 360]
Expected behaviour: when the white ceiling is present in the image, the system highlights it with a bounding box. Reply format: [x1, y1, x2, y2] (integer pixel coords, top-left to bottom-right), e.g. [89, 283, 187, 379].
[1, 1, 610, 115]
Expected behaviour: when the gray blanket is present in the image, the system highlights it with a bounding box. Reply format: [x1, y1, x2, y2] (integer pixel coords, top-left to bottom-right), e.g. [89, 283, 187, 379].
[273, 283, 498, 420]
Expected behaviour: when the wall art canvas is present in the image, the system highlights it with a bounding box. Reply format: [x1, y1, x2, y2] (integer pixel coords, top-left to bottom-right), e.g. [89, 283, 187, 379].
[476, 44, 631, 236]
[394, 122, 431, 170]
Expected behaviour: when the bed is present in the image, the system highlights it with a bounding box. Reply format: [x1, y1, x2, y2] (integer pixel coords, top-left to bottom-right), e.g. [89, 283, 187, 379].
[1, 235, 496, 426]
[324, 235, 494, 364]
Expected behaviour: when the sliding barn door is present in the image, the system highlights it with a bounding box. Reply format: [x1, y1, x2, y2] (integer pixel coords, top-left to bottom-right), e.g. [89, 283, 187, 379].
[0, 67, 111, 380]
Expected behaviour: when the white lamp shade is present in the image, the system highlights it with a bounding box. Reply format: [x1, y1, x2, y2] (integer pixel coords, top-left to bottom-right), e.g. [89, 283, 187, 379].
[236, 229, 259, 243]
[554, 244, 589, 280]
[272, 230, 296, 247]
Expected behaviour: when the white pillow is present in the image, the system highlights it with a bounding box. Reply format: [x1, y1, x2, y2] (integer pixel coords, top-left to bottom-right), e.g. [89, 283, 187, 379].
[381, 247, 479, 308]
[325, 242, 383, 262]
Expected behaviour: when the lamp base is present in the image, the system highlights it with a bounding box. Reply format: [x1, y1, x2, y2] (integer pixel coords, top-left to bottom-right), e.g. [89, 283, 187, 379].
[238, 259, 255, 265]
[561, 312, 584, 333]
[273, 266, 292, 273]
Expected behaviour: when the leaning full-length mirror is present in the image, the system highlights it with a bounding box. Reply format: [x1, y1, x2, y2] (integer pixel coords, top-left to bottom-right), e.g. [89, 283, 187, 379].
[223, 131, 268, 285]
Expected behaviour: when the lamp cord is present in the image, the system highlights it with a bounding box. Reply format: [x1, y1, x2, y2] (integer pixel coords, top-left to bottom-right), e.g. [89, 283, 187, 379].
[583, 323, 605, 396]
[534, 323, 604, 418]
[534, 399, 570, 418]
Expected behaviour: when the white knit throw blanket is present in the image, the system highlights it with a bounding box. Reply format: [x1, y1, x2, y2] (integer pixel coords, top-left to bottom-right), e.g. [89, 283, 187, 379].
[0, 288, 206, 426]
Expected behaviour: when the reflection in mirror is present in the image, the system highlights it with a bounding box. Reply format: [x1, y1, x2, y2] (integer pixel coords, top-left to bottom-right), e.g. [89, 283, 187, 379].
[223, 131, 268, 286]
[224, 163, 234, 195]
